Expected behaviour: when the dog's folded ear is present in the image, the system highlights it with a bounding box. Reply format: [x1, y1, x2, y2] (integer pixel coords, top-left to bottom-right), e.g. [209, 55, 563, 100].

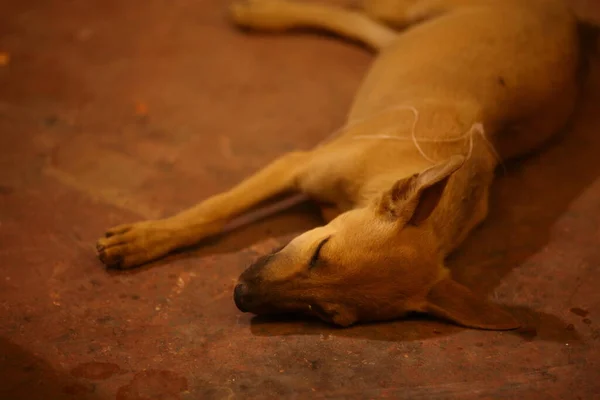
[425, 277, 520, 330]
[378, 155, 465, 226]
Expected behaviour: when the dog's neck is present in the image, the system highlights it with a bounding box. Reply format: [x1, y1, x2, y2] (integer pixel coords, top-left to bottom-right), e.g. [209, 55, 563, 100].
[342, 98, 484, 142]
[346, 100, 500, 255]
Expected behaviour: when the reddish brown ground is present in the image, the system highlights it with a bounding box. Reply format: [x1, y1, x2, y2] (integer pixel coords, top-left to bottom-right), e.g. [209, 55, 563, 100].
[1, 1, 599, 399]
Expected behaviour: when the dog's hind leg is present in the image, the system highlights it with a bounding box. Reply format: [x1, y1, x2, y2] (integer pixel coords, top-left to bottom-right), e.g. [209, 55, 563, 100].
[363, 0, 477, 28]
[96, 151, 310, 269]
[229, 0, 398, 51]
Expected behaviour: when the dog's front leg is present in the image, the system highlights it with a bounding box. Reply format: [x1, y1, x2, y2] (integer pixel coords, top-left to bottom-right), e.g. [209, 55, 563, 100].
[96, 151, 309, 269]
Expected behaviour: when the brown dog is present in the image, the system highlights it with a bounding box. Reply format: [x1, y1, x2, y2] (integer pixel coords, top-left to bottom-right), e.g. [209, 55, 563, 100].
[96, 0, 581, 329]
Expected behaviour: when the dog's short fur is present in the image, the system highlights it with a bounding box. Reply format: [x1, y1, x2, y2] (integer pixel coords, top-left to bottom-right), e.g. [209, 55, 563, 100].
[97, 0, 581, 330]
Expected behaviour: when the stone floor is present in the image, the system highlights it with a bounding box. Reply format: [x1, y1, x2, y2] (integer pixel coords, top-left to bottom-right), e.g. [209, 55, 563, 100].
[1, 1, 599, 399]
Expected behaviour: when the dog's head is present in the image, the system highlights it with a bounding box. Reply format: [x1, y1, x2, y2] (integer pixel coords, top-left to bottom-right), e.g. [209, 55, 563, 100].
[234, 155, 519, 330]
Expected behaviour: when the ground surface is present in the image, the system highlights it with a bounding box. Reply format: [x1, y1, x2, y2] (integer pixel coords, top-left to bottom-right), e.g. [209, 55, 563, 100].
[1, 1, 600, 399]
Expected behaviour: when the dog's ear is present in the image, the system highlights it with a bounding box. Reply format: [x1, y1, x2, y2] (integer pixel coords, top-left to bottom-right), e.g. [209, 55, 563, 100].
[378, 155, 465, 225]
[424, 278, 520, 330]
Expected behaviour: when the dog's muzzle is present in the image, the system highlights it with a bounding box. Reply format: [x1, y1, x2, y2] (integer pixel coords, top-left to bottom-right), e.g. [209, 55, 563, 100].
[233, 283, 250, 312]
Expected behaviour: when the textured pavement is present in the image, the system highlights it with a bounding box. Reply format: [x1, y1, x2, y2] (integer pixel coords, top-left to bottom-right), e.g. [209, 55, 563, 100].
[1, 1, 599, 399]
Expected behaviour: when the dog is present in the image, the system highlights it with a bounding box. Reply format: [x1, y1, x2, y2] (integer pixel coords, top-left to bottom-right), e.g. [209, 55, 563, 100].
[96, 0, 581, 330]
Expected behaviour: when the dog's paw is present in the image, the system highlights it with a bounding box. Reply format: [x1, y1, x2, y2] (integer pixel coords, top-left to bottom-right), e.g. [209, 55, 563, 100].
[229, 0, 295, 30]
[96, 220, 178, 269]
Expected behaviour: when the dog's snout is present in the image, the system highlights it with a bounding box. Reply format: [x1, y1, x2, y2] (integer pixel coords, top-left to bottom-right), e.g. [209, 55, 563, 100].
[234, 283, 249, 312]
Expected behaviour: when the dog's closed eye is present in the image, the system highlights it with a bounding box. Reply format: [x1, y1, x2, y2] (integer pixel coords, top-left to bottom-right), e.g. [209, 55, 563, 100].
[309, 237, 330, 269]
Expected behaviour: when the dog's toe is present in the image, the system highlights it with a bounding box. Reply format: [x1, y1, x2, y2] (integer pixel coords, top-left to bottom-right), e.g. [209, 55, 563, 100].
[104, 224, 132, 238]
[95, 220, 179, 269]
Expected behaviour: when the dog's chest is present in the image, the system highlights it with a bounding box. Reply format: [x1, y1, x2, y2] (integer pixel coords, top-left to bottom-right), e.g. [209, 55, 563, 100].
[297, 152, 367, 211]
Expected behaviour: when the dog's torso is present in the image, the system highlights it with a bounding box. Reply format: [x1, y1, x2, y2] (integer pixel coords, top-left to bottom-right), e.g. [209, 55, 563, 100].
[295, 0, 579, 253]
[350, 0, 578, 126]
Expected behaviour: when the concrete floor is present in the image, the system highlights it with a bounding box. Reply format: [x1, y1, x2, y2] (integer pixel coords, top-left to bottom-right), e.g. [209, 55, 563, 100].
[1, 0, 600, 399]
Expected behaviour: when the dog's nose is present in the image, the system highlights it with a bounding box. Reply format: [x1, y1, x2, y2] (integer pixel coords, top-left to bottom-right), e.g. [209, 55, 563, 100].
[234, 283, 249, 312]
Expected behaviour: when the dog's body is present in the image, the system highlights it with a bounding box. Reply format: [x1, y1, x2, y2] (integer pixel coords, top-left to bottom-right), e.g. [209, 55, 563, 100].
[97, 0, 581, 329]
